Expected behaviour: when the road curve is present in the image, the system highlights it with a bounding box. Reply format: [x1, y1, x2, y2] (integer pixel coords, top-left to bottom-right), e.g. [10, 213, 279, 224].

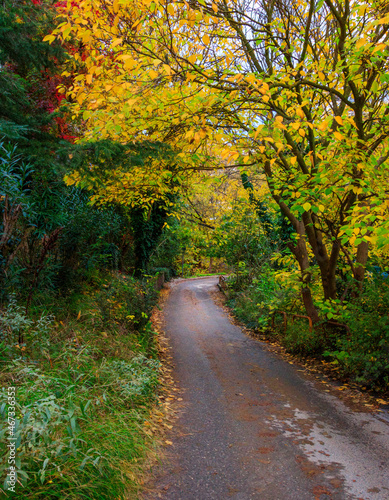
[144, 277, 389, 500]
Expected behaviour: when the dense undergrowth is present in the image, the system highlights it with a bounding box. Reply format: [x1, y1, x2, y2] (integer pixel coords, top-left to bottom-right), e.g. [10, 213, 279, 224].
[0, 272, 162, 499]
[225, 267, 389, 393]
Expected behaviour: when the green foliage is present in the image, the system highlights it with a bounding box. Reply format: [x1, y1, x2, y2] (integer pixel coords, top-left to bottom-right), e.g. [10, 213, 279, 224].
[226, 251, 389, 391]
[0, 0, 64, 76]
[227, 265, 288, 330]
[0, 138, 140, 303]
[131, 204, 169, 274]
[283, 323, 323, 357]
[213, 200, 274, 271]
[93, 273, 158, 352]
[55, 189, 131, 290]
[0, 273, 160, 498]
[240, 173, 275, 240]
[0, 0, 68, 150]
[67, 140, 177, 181]
[323, 280, 389, 390]
[147, 218, 182, 270]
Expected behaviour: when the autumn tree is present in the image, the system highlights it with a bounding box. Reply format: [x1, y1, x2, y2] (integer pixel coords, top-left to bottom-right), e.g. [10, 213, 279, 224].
[49, 0, 389, 320]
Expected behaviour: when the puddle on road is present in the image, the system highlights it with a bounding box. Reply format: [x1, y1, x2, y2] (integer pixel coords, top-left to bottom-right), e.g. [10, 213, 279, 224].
[268, 406, 389, 500]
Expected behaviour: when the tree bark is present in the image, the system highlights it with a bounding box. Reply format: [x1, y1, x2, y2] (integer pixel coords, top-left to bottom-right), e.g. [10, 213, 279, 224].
[302, 212, 339, 300]
[353, 240, 369, 294]
[286, 221, 320, 323]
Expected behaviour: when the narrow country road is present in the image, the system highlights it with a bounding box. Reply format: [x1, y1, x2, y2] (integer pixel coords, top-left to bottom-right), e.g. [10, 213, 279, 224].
[144, 277, 389, 500]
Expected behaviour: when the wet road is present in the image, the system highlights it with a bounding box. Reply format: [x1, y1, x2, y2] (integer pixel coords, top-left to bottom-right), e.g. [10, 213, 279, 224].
[145, 277, 389, 500]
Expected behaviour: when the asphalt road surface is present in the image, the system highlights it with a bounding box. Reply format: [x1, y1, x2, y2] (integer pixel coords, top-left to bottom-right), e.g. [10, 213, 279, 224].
[144, 277, 389, 500]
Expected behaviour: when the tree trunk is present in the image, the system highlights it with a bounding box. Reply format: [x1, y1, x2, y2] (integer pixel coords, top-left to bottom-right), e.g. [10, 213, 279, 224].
[301, 286, 320, 323]
[287, 221, 320, 323]
[302, 212, 339, 301]
[181, 249, 185, 277]
[318, 240, 340, 300]
[353, 240, 369, 294]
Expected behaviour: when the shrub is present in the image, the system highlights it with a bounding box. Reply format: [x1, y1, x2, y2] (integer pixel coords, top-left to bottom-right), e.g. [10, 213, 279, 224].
[283, 322, 323, 357]
[228, 264, 290, 330]
[321, 280, 389, 390]
[94, 273, 158, 332]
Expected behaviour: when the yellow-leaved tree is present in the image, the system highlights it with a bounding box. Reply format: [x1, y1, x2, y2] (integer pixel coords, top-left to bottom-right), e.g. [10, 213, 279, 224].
[48, 0, 389, 320]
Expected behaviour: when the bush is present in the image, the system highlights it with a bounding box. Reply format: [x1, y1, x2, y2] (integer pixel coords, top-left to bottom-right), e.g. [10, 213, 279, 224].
[323, 281, 389, 390]
[283, 322, 323, 357]
[94, 273, 158, 332]
[227, 264, 290, 330]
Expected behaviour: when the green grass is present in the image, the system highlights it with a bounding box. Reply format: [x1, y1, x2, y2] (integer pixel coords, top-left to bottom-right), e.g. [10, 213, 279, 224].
[0, 273, 161, 499]
[187, 272, 223, 278]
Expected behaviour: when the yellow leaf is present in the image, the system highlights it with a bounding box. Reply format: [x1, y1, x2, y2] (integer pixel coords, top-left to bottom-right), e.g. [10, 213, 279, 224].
[254, 124, 264, 139]
[334, 116, 343, 125]
[246, 74, 257, 84]
[303, 202, 311, 211]
[290, 156, 297, 165]
[111, 37, 123, 48]
[212, 3, 218, 13]
[372, 43, 387, 54]
[274, 117, 286, 130]
[334, 131, 343, 141]
[298, 128, 306, 137]
[203, 34, 210, 45]
[317, 120, 328, 131]
[262, 95, 270, 103]
[165, 440, 173, 445]
[377, 15, 389, 25]
[43, 34, 55, 44]
[296, 108, 305, 119]
[77, 310, 81, 320]
[318, 71, 325, 81]
[167, 4, 175, 15]
[356, 38, 367, 50]
[124, 58, 136, 70]
[64, 174, 76, 186]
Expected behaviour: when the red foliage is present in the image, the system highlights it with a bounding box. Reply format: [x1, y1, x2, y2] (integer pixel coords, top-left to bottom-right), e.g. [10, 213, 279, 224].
[23, 0, 80, 142]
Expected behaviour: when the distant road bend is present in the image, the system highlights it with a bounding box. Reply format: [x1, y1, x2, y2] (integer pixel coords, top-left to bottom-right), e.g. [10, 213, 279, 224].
[144, 277, 389, 500]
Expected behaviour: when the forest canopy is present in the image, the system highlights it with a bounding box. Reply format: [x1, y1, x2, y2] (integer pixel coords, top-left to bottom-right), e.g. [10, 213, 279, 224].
[47, 0, 389, 320]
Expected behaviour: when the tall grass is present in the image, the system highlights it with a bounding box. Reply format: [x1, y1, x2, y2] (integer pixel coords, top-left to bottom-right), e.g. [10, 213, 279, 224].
[0, 272, 161, 499]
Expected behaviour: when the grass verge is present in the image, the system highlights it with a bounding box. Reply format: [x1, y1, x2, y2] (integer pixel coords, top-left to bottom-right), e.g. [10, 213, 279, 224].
[0, 272, 162, 499]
